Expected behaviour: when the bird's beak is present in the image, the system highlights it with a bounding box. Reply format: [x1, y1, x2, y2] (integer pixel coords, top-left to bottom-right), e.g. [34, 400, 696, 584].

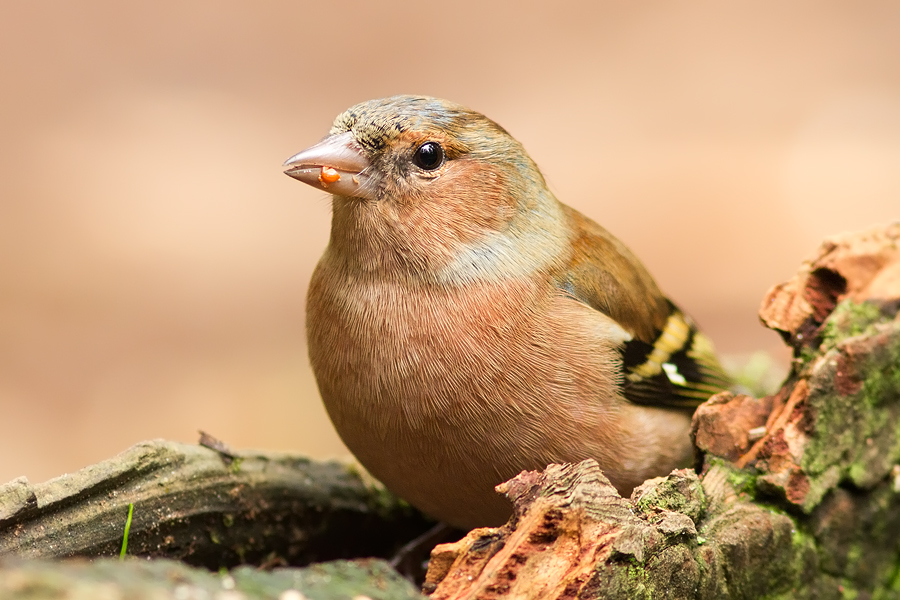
[283, 131, 373, 199]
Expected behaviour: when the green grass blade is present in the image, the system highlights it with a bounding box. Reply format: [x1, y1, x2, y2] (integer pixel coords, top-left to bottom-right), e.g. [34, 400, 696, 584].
[119, 503, 134, 560]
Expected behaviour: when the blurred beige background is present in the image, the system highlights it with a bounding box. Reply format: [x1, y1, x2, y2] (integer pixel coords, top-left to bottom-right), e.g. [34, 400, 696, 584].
[1, 2, 898, 485]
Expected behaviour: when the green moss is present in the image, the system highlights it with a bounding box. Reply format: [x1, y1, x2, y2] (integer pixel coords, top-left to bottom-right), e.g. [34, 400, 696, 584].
[840, 581, 860, 600]
[703, 457, 761, 499]
[759, 524, 820, 600]
[798, 344, 818, 366]
[587, 561, 658, 600]
[633, 471, 706, 522]
[860, 336, 900, 408]
[821, 300, 886, 351]
[624, 563, 653, 599]
[847, 463, 869, 485]
[791, 522, 813, 548]
[798, 311, 900, 495]
[884, 561, 900, 592]
[846, 543, 863, 570]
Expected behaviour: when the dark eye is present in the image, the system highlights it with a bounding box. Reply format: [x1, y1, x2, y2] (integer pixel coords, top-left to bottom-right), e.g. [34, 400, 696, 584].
[412, 142, 444, 170]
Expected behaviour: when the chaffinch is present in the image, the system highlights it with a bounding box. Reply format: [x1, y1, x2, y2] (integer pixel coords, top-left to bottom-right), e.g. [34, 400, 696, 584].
[284, 95, 731, 530]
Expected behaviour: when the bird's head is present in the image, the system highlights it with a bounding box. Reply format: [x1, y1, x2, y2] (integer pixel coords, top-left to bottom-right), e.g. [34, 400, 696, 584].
[284, 96, 567, 283]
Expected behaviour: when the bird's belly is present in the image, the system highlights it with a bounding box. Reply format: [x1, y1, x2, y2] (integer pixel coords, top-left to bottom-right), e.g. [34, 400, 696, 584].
[306, 271, 693, 529]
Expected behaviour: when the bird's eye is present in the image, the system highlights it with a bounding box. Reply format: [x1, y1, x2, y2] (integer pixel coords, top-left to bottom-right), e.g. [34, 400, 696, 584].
[412, 142, 444, 171]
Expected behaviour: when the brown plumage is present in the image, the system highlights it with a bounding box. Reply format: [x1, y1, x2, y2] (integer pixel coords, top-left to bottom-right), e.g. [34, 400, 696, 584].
[284, 95, 731, 529]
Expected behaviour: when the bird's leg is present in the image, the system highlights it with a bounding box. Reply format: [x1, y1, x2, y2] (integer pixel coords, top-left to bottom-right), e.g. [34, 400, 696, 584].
[389, 521, 462, 583]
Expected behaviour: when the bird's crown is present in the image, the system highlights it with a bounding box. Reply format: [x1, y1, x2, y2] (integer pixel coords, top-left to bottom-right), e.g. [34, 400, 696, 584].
[329, 96, 512, 157]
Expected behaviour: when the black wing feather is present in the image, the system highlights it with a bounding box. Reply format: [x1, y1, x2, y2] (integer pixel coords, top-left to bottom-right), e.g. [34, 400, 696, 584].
[620, 306, 732, 409]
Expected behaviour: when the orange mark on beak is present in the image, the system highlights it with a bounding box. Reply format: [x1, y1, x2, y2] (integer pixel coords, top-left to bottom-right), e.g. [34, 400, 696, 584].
[319, 166, 341, 184]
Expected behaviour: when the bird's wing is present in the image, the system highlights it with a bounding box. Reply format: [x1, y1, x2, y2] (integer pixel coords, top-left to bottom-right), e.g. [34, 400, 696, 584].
[554, 205, 731, 409]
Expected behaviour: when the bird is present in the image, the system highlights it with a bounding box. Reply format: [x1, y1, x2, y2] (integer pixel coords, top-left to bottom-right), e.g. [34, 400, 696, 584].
[283, 95, 731, 530]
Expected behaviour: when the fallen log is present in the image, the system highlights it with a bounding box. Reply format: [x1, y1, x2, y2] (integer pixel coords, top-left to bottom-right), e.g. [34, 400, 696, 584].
[0, 437, 434, 568]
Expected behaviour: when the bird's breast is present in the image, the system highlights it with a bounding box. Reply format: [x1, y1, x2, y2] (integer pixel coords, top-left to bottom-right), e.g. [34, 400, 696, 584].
[304, 258, 691, 528]
[308, 264, 550, 424]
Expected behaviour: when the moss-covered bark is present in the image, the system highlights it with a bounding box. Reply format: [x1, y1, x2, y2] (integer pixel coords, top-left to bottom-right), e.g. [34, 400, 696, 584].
[0, 439, 433, 568]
